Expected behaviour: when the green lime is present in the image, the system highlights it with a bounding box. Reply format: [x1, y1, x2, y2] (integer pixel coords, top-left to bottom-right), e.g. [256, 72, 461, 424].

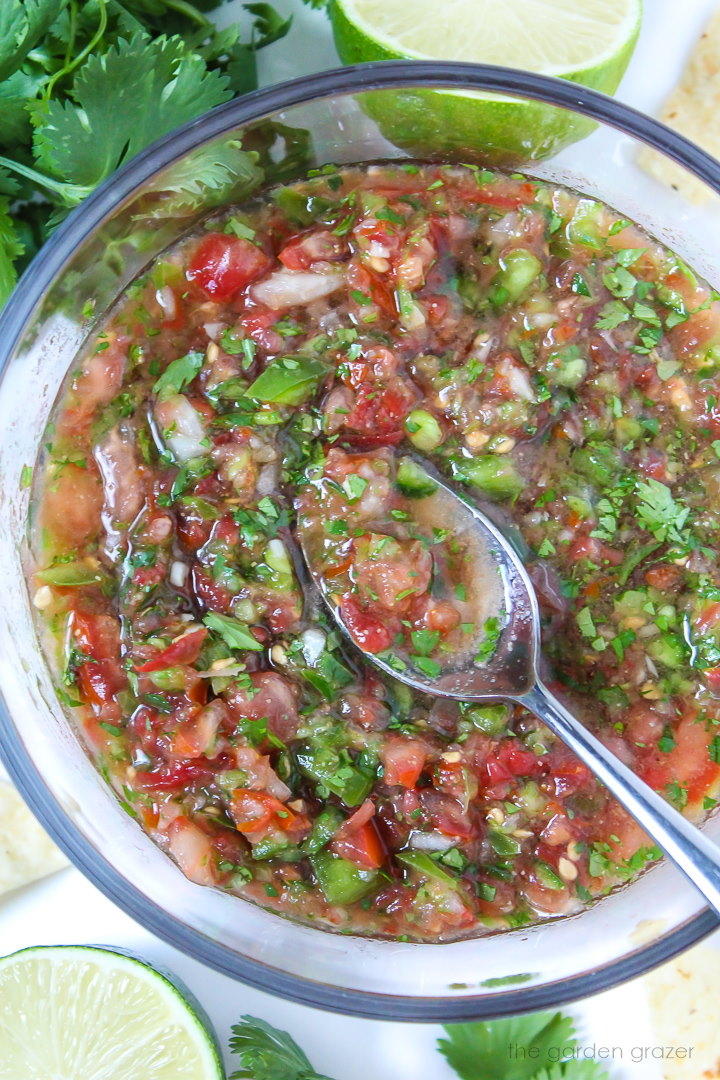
[0, 945, 224, 1080]
[330, 0, 642, 163]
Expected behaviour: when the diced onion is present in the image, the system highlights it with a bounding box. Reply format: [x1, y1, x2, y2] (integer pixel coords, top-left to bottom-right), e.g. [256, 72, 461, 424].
[300, 628, 326, 666]
[154, 395, 207, 463]
[252, 269, 346, 310]
[170, 561, 189, 588]
[408, 830, 455, 852]
[203, 321, 225, 341]
[156, 286, 176, 320]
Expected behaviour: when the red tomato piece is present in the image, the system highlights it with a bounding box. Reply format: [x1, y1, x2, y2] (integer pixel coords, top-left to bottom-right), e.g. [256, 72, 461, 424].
[342, 380, 416, 447]
[40, 464, 103, 550]
[238, 305, 284, 353]
[484, 742, 544, 787]
[136, 627, 208, 672]
[224, 671, 299, 744]
[71, 610, 126, 708]
[191, 566, 233, 612]
[419, 790, 474, 838]
[332, 819, 385, 870]
[382, 738, 427, 788]
[703, 666, 720, 694]
[187, 233, 271, 300]
[230, 789, 296, 838]
[645, 563, 683, 592]
[548, 751, 593, 798]
[278, 231, 346, 270]
[134, 759, 214, 791]
[340, 593, 392, 653]
[694, 602, 720, 636]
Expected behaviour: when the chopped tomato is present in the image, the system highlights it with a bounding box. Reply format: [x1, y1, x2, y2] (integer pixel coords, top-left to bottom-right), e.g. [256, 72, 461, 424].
[71, 610, 126, 708]
[278, 230, 346, 270]
[484, 742, 545, 787]
[224, 671, 299, 744]
[703, 666, 720, 694]
[40, 464, 103, 550]
[187, 233, 271, 300]
[231, 789, 294, 835]
[237, 305, 284, 352]
[419, 790, 474, 838]
[341, 379, 416, 446]
[549, 751, 593, 798]
[134, 759, 215, 791]
[382, 739, 427, 788]
[424, 601, 462, 634]
[191, 566, 233, 612]
[695, 603, 720, 636]
[230, 788, 309, 844]
[668, 307, 720, 359]
[347, 261, 397, 318]
[645, 563, 683, 592]
[340, 593, 392, 653]
[332, 819, 385, 870]
[165, 818, 216, 886]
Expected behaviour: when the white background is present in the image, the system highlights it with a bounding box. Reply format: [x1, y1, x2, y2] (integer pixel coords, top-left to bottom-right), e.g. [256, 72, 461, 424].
[3, 1, 720, 1076]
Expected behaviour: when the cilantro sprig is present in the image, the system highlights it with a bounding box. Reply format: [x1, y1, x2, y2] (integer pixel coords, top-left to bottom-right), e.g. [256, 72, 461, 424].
[634, 477, 691, 547]
[229, 1011, 610, 1080]
[0, 0, 291, 305]
[229, 1016, 334, 1080]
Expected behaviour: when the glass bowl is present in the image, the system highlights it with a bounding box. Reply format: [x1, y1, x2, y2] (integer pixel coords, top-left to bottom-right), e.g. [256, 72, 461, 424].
[1, 62, 720, 1021]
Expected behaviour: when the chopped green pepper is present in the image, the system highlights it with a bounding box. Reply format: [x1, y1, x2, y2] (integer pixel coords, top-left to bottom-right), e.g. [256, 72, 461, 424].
[450, 455, 525, 501]
[247, 356, 327, 406]
[311, 850, 379, 904]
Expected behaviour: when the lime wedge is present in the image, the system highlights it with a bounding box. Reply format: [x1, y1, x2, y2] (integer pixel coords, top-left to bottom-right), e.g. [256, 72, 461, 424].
[330, 0, 642, 161]
[0, 946, 224, 1080]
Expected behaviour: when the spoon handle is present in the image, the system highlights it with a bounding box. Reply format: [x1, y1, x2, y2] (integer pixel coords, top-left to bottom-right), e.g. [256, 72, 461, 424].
[522, 681, 720, 919]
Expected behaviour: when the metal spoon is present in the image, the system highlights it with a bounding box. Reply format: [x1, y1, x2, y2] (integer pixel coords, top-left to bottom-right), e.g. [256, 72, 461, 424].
[300, 454, 720, 917]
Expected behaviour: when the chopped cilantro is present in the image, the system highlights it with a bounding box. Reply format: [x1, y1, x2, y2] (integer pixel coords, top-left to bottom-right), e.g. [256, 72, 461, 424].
[153, 350, 204, 400]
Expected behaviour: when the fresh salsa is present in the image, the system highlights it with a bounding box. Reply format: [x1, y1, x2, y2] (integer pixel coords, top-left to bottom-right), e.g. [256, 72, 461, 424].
[297, 452, 505, 677]
[30, 163, 720, 941]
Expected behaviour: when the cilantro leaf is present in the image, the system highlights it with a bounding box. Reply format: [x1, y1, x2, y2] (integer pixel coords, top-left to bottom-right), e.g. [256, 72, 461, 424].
[229, 1015, 335, 1080]
[535, 1065, 609, 1080]
[203, 612, 264, 652]
[602, 266, 636, 299]
[576, 607, 596, 638]
[0, 68, 46, 147]
[0, 184, 23, 306]
[0, 0, 67, 82]
[634, 477, 691, 545]
[476, 615, 502, 665]
[438, 1011, 577, 1080]
[594, 300, 629, 330]
[153, 350, 204, 399]
[32, 34, 232, 194]
[410, 628, 440, 656]
[141, 138, 263, 218]
[245, 3, 293, 48]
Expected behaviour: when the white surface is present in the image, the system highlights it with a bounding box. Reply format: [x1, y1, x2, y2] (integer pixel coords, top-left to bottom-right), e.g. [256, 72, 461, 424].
[3, 1, 720, 1076]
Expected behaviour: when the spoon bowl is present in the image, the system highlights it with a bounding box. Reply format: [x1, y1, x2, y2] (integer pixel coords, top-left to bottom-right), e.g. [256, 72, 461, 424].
[300, 452, 720, 921]
[305, 454, 540, 698]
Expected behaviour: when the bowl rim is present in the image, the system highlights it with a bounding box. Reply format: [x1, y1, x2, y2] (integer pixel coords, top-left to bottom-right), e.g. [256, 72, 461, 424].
[1, 59, 719, 1021]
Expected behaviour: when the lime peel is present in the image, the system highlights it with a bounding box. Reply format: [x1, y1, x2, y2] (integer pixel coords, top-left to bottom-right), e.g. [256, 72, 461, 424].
[330, 0, 642, 162]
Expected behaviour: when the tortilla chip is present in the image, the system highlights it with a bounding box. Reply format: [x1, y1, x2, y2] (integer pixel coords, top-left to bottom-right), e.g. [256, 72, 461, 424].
[637, 10, 720, 204]
[0, 780, 68, 896]
[644, 944, 720, 1080]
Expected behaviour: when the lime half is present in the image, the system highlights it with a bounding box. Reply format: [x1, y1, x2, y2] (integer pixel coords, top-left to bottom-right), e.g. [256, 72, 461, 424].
[0, 945, 223, 1080]
[330, 0, 642, 162]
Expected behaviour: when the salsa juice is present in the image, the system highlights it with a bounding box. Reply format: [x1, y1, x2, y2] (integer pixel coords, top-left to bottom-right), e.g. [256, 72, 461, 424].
[31, 163, 720, 941]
